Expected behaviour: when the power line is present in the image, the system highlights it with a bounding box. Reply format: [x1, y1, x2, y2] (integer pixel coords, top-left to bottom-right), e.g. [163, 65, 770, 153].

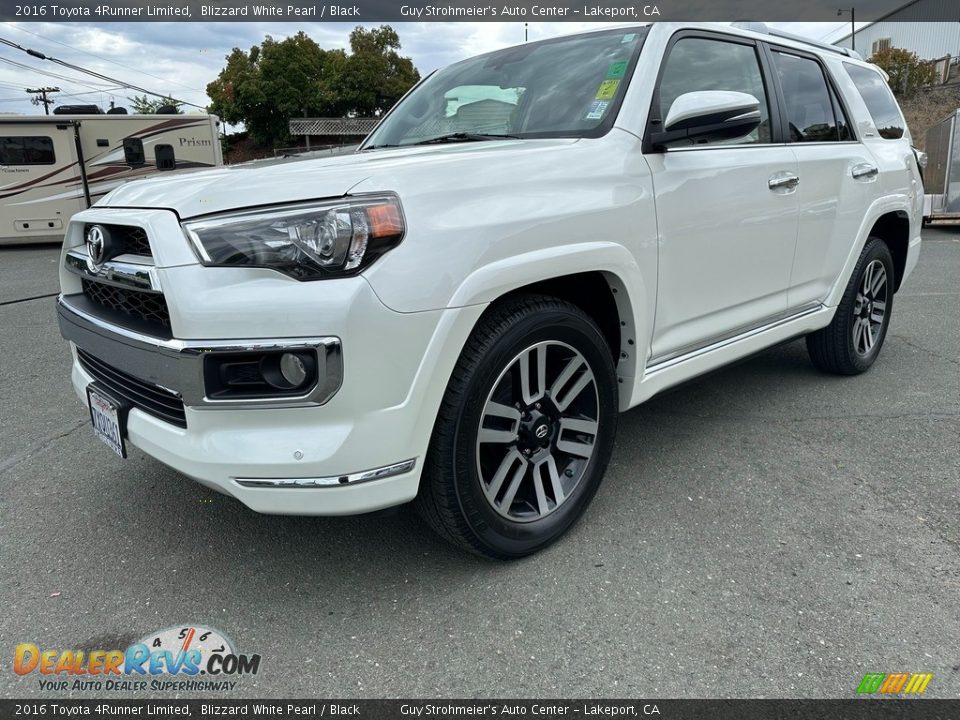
[0, 54, 115, 91]
[0, 85, 125, 107]
[4, 23, 205, 95]
[0, 35, 205, 109]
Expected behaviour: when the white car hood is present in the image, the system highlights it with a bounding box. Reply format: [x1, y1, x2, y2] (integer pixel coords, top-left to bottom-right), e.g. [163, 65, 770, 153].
[99, 139, 579, 219]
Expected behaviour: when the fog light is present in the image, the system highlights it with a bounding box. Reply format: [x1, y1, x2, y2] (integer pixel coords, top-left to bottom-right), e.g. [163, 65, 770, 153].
[259, 351, 316, 391]
[204, 347, 327, 400]
[280, 352, 308, 387]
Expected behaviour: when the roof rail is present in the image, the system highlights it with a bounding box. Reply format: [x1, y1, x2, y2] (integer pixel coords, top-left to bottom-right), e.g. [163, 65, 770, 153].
[731, 22, 864, 60]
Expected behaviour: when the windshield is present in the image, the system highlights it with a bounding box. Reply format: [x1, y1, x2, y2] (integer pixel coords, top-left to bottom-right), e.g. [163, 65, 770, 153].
[362, 27, 648, 149]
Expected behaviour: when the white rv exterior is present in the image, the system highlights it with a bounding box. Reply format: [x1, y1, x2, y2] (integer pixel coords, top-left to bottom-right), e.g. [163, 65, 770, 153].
[0, 113, 221, 245]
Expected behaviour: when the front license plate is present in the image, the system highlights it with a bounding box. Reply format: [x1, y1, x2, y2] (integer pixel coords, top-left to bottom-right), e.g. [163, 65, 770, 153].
[86, 387, 127, 458]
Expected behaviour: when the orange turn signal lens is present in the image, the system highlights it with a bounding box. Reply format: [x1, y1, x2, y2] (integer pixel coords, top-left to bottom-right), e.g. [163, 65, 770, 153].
[366, 202, 404, 239]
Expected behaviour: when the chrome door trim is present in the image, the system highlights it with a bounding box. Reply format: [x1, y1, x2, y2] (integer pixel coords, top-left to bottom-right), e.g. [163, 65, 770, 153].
[646, 302, 823, 371]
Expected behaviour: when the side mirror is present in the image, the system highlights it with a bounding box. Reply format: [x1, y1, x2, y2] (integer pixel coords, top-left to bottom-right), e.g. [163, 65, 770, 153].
[650, 91, 762, 150]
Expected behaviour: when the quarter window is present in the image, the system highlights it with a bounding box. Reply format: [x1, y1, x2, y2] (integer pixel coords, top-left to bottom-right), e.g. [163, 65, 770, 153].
[656, 37, 772, 146]
[0, 136, 56, 165]
[844, 62, 905, 139]
[771, 51, 844, 143]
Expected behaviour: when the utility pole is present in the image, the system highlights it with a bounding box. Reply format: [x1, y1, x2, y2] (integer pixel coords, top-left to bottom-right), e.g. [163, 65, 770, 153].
[26, 87, 59, 115]
[525, 23, 528, 42]
[837, 8, 856, 53]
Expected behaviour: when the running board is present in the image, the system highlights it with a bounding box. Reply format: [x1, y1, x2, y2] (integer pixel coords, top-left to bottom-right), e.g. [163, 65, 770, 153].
[630, 304, 830, 407]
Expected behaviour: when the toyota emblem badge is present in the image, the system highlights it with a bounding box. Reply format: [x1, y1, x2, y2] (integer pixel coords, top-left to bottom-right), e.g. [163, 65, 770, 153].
[85, 225, 107, 269]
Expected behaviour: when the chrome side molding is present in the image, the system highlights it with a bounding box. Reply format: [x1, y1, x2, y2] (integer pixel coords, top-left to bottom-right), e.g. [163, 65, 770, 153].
[234, 459, 417, 488]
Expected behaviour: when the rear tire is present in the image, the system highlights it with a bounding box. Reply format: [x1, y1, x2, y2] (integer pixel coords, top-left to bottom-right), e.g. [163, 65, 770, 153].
[806, 237, 894, 375]
[415, 295, 618, 559]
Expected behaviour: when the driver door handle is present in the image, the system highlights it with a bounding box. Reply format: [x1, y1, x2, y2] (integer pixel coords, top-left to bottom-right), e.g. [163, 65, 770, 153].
[768, 172, 799, 190]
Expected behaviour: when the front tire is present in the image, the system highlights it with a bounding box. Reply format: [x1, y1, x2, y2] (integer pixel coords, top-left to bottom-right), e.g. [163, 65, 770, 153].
[806, 237, 894, 375]
[415, 295, 618, 559]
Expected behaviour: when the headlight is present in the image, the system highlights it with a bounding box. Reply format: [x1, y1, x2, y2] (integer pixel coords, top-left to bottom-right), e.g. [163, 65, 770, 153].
[182, 194, 405, 280]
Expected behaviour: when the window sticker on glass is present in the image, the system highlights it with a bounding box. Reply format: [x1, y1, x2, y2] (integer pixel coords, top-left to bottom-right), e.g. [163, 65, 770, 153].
[607, 61, 628, 79]
[622, 33, 637, 44]
[585, 100, 610, 120]
[595, 79, 620, 101]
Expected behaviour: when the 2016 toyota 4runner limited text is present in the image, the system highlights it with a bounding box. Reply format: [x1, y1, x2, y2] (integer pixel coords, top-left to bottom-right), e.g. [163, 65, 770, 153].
[58, 23, 923, 558]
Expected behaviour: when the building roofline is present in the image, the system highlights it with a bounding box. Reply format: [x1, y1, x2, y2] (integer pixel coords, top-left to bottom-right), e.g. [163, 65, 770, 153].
[832, 0, 923, 43]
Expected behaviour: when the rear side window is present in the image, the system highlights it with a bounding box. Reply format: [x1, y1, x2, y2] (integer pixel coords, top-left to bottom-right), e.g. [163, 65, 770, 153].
[656, 36, 772, 146]
[0, 136, 55, 165]
[771, 51, 846, 142]
[844, 63, 905, 139]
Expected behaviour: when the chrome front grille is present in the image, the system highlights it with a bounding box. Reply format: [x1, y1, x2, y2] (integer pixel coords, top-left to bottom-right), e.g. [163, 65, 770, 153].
[84, 223, 151, 257]
[66, 221, 170, 336]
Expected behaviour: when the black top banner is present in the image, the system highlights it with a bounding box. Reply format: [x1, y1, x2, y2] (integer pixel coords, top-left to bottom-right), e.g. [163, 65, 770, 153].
[1, 0, 956, 22]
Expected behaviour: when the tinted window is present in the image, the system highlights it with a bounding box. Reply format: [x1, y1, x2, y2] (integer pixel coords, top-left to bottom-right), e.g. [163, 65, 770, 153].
[0, 136, 55, 165]
[363, 27, 647, 147]
[656, 37, 771, 147]
[772, 52, 843, 142]
[155, 144, 175, 171]
[123, 137, 144, 165]
[830, 86, 854, 141]
[844, 62, 905, 139]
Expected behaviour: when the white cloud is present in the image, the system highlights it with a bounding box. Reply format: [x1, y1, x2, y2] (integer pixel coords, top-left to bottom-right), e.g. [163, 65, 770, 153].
[0, 20, 854, 116]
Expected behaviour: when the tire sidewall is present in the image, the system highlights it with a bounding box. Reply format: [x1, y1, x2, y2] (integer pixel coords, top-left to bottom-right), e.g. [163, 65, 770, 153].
[451, 307, 618, 557]
[844, 239, 895, 372]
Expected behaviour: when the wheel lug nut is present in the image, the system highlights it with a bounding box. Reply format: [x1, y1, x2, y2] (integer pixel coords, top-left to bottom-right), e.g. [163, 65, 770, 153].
[565, 468, 574, 477]
[535, 403, 541, 410]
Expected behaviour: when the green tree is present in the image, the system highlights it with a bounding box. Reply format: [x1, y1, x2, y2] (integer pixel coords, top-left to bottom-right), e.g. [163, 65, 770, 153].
[337, 26, 421, 117]
[869, 47, 936, 97]
[128, 94, 184, 114]
[206, 26, 418, 146]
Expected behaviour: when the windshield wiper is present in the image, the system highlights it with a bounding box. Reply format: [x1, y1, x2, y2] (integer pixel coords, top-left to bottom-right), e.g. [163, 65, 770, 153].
[412, 132, 521, 145]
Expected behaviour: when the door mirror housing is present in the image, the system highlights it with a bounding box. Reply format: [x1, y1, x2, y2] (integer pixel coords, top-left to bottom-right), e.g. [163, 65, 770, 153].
[649, 91, 762, 150]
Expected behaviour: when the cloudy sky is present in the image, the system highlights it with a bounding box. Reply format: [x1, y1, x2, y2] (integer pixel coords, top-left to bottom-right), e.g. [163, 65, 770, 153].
[0, 21, 860, 119]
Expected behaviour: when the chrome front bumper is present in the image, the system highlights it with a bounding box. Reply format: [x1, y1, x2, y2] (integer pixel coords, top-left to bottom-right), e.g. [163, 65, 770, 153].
[56, 294, 343, 409]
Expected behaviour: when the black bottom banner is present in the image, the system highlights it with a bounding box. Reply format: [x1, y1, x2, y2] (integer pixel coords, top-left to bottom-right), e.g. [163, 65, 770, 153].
[1, 699, 957, 719]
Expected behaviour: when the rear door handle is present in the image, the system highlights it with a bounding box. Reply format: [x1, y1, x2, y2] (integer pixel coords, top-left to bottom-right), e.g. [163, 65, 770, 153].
[768, 172, 799, 190]
[852, 163, 879, 179]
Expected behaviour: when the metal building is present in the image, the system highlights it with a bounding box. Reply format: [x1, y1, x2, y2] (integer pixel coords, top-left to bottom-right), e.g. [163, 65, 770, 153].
[833, 0, 960, 60]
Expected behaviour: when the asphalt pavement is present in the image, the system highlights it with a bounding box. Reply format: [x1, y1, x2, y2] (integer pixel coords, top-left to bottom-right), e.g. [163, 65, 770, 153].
[1, 227, 958, 699]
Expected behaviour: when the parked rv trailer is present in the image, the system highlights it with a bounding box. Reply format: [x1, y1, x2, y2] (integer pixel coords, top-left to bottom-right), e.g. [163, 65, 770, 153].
[923, 109, 960, 224]
[0, 113, 221, 245]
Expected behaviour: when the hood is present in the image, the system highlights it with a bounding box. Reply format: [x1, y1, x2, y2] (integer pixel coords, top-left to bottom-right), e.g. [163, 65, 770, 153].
[99, 139, 579, 219]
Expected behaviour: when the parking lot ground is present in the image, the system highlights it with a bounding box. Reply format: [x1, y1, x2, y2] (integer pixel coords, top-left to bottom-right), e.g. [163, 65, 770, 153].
[1, 227, 959, 698]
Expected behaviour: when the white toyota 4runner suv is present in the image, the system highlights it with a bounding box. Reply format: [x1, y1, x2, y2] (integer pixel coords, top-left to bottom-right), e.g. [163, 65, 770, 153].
[58, 23, 923, 558]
